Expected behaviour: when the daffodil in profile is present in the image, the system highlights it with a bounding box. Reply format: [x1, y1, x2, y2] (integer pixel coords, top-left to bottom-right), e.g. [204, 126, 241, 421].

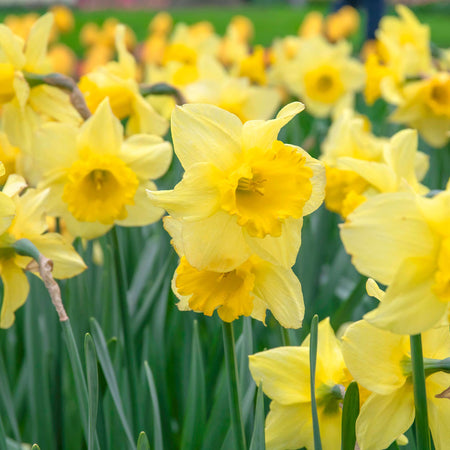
[33, 98, 172, 239]
[342, 319, 450, 450]
[148, 102, 325, 272]
[341, 184, 450, 335]
[249, 318, 350, 450]
[165, 216, 304, 327]
[0, 174, 86, 328]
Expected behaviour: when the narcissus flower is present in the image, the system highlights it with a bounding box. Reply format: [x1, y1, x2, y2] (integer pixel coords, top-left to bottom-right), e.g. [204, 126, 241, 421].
[249, 318, 350, 450]
[340, 184, 450, 334]
[33, 98, 172, 239]
[386, 72, 450, 148]
[342, 319, 450, 450]
[165, 216, 304, 327]
[0, 174, 86, 328]
[148, 102, 325, 272]
[283, 36, 365, 118]
[79, 24, 168, 137]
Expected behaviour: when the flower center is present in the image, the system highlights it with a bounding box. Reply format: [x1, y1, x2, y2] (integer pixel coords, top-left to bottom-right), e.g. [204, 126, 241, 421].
[220, 141, 313, 238]
[316, 384, 345, 416]
[172, 64, 199, 87]
[163, 43, 198, 66]
[426, 77, 450, 117]
[0, 63, 16, 105]
[62, 152, 139, 224]
[175, 256, 255, 322]
[304, 64, 345, 104]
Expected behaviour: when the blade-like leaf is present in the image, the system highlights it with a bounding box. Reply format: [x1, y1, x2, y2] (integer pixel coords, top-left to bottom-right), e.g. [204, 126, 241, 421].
[249, 383, 265, 450]
[84, 333, 99, 450]
[137, 432, 151, 450]
[144, 362, 163, 450]
[341, 381, 359, 450]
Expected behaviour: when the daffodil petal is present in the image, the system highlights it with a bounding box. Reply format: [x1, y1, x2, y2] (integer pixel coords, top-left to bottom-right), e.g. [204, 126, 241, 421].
[24, 13, 53, 72]
[341, 320, 406, 394]
[246, 217, 302, 268]
[77, 99, 122, 156]
[126, 95, 169, 137]
[63, 213, 112, 240]
[119, 134, 172, 180]
[30, 234, 86, 279]
[364, 257, 447, 335]
[147, 163, 220, 221]
[318, 406, 342, 450]
[0, 25, 26, 68]
[249, 347, 311, 404]
[302, 149, 326, 216]
[242, 101, 305, 152]
[0, 260, 29, 329]
[356, 386, 414, 450]
[252, 260, 304, 329]
[171, 103, 242, 171]
[0, 192, 16, 235]
[427, 374, 450, 450]
[340, 191, 435, 285]
[117, 182, 164, 227]
[181, 211, 250, 272]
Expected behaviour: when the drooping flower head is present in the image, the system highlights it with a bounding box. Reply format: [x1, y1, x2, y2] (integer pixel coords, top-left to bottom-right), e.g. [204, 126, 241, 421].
[33, 98, 172, 239]
[342, 318, 450, 450]
[0, 174, 86, 328]
[148, 102, 325, 272]
[249, 318, 350, 450]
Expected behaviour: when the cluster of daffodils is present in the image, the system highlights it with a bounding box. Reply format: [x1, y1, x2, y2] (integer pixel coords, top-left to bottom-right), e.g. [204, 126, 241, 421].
[0, 5, 449, 450]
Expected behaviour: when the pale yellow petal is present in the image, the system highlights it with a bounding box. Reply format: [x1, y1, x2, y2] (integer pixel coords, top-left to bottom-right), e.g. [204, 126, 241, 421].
[246, 217, 302, 268]
[147, 163, 220, 221]
[119, 134, 172, 180]
[0, 25, 26, 68]
[318, 406, 342, 450]
[116, 182, 164, 227]
[63, 213, 112, 240]
[356, 386, 414, 450]
[115, 24, 136, 79]
[265, 401, 313, 450]
[2, 174, 27, 198]
[366, 278, 385, 302]
[13, 75, 30, 110]
[364, 256, 447, 335]
[163, 216, 184, 256]
[249, 347, 311, 404]
[241, 101, 305, 152]
[24, 13, 53, 73]
[171, 103, 242, 171]
[126, 95, 169, 137]
[301, 149, 326, 216]
[181, 211, 250, 272]
[0, 192, 16, 235]
[0, 259, 29, 329]
[421, 326, 450, 359]
[77, 98, 123, 156]
[427, 374, 450, 450]
[30, 234, 86, 279]
[341, 320, 406, 394]
[10, 188, 48, 237]
[252, 260, 304, 329]
[340, 192, 436, 285]
[240, 86, 281, 121]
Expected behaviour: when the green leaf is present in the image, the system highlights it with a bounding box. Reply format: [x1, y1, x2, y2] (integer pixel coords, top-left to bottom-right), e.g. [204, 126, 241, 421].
[309, 314, 322, 450]
[0, 414, 7, 450]
[137, 432, 151, 450]
[249, 383, 265, 450]
[89, 318, 135, 448]
[144, 362, 163, 450]
[181, 321, 206, 450]
[341, 381, 359, 450]
[31, 446, 41, 450]
[84, 334, 99, 450]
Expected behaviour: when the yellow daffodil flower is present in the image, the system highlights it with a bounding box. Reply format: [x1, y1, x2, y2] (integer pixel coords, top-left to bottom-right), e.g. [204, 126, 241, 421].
[321, 110, 429, 217]
[283, 36, 365, 118]
[0, 174, 86, 328]
[341, 184, 450, 334]
[32, 98, 172, 239]
[249, 318, 349, 450]
[148, 102, 325, 272]
[164, 216, 304, 326]
[342, 319, 450, 450]
[79, 24, 168, 137]
[376, 5, 431, 79]
[0, 13, 82, 155]
[386, 72, 450, 148]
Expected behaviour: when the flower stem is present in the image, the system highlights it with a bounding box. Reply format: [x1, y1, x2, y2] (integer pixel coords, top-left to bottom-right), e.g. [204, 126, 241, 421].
[110, 226, 139, 434]
[222, 322, 247, 450]
[280, 326, 291, 346]
[309, 314, 322, 450]
[410, 334, 431, 450]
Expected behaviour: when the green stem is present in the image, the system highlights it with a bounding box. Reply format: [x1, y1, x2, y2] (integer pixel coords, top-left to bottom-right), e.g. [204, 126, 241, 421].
[222, 322, 246, 450]
[410, 334, 431, 450]
[110, 226, 139, 434]
[309, 315, 322, 450]
[280, 327, 291, 346]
